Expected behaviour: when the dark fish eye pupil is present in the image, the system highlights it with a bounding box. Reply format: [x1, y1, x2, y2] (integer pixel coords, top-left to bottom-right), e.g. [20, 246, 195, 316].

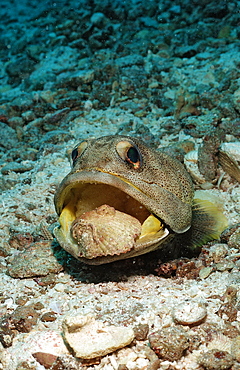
[127, 147, 139, 163]
[71, 148, 78, 162]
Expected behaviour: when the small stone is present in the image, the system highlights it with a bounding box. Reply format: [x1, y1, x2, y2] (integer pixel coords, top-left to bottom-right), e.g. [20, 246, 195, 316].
[32, 352, 58, 369]
[133, 324, 149, 341]
[172, 301, 207, 326]
[34, 302, 45, 310]
[148, 326, 189, 361]
[7, 116, 24, 128]
[62, 314, 134, 359]
[199, 266, 213, 279]
[218, 302, 238, 322]
[175, 260, 200, 279]
[209, 244, 229, 263]
[21, 110, 36, 122]
[10, 305, 39, 333]
[197, 349, 234, 370]
[228, 228, 240, 250]
[90, 12, 106, 27]
[216, 261, 235, 271]
[118, 365, 128, 370]
[41, 312, 57, 322]
[222, 286, 238, 303]
[59, 69, 95, 86]
[0, 242, 12, 257]
[116, 54, 144, 68]
[0, 319, 15, 347]
[54, 283, 66, 292]
[39, 90, 56, 103]
[34, 274, 57, 287]
[15, 296, 28, 306]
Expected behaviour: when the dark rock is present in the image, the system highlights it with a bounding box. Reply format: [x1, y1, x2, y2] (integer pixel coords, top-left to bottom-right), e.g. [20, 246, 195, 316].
[203, 2, 229, 19]
[7, 116, 24, 129]
[90, 12, 107, 28]
[0, 122, 18, 149]
[57, 69, 95, 88]
[33, 352, 58, 369]
[8, 94, 34, 113]
[7, 241, 63, 278]
[9, 305, 39, 333]
[149, 326, 189, 361]
[8, 233, 34, 251]
[116, 54, 144, 68]
[0, 318, 15, 347]
[133, 324, 149, 341]
[41, 312, 57, 322]
[0, 175, 18, 191]
[6, 56, 37, 85]
[1, 161, 34, 175]
[174, 45, 197, 58]
[182, 113, 221, 138]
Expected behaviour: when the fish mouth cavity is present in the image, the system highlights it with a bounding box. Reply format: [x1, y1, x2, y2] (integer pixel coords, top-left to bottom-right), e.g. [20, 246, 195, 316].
[54, 177, 170, 263]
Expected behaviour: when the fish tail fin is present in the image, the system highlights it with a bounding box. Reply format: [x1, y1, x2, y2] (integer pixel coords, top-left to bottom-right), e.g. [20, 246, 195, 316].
[176, 194, 228, 256]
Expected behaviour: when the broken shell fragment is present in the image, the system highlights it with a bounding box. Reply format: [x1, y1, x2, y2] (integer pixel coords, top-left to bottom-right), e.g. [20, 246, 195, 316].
[70, 204, 142, 259]
[62, 314, 134, 359]
[219, 142, 240, 182]
[184, 149, 206, 184]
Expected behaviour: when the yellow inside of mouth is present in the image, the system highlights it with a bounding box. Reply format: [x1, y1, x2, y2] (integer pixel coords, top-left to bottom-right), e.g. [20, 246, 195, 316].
[58, 183, 165, 241]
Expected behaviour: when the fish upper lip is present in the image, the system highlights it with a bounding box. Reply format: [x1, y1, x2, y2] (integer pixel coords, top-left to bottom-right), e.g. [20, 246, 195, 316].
[54, 168, 147, 215]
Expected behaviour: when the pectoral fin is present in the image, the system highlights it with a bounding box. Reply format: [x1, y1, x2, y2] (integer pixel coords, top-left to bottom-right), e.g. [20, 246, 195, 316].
[175, 194, 228, 255]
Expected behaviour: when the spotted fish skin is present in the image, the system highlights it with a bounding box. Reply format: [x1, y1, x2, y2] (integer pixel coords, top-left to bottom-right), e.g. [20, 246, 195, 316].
[54, 135, 227, 264]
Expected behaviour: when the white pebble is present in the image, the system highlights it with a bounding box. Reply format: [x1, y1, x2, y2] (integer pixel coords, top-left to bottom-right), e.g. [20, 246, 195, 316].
[172, 301, 207, 326]
[54, 283, 66, 292]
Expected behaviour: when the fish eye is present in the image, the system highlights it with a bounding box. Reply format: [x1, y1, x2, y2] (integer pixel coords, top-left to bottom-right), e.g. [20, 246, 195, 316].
[127, 147, 139, 164]
[71, 148, 79, 162]
[116, 140, 142, 169]
[71, 141, 88, 165]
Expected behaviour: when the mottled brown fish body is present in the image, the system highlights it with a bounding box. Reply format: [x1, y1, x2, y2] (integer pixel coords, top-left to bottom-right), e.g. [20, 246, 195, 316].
[54, 135, 227, 264]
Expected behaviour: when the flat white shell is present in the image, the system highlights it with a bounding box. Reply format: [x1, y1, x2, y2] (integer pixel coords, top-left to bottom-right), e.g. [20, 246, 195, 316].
[172, 301, 207, 326]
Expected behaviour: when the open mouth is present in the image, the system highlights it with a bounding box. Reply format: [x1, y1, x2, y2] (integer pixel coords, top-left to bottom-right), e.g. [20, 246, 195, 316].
[54, 179, 170, 264]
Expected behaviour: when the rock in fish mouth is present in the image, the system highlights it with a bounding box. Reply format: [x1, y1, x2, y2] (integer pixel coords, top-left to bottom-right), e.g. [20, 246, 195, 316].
[53, 181, 170, 264]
